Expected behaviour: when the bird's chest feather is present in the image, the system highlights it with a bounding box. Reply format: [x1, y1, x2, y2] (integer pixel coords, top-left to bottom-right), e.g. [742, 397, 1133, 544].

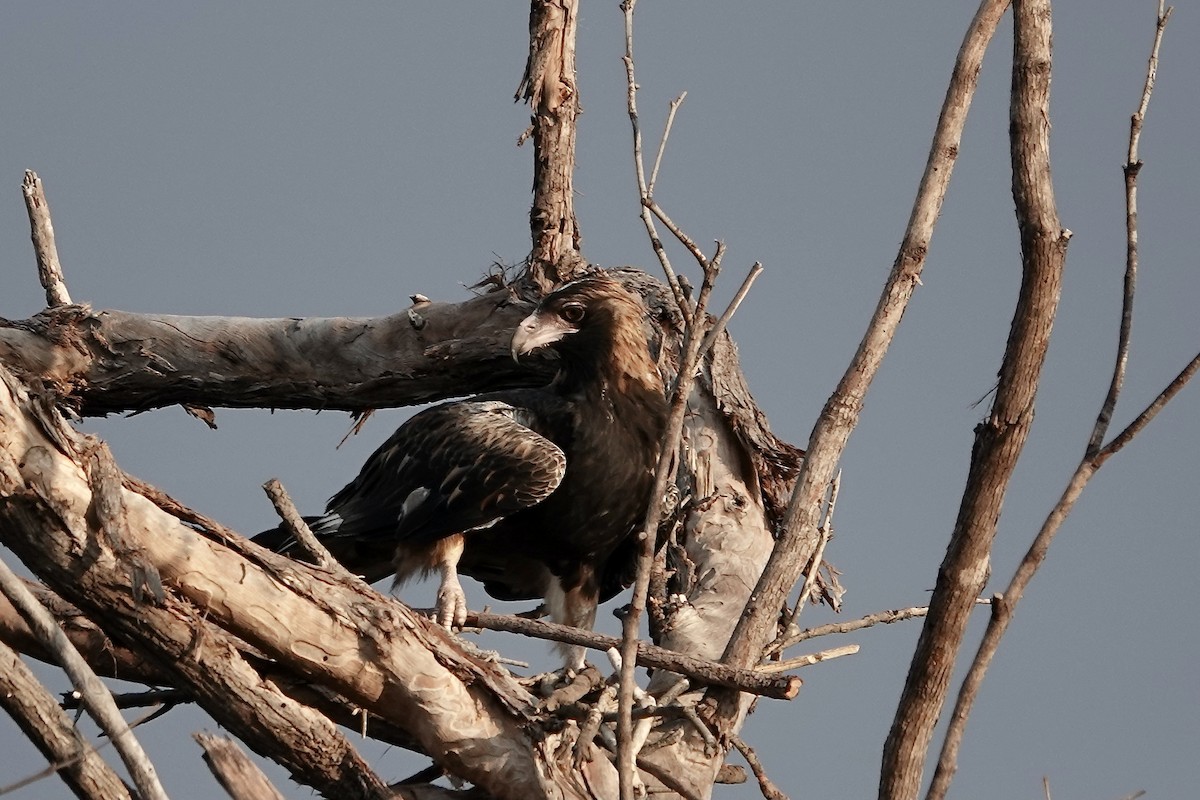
[538, 393, 660, 556]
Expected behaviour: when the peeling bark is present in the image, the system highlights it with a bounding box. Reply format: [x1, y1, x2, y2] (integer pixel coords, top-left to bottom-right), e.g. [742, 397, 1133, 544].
[518, 0, 585, 289]
[0, 288, 543, 417]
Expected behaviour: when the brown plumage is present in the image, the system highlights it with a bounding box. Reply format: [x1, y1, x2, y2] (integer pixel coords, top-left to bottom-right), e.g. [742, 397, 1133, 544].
[255, 275, 668, 669]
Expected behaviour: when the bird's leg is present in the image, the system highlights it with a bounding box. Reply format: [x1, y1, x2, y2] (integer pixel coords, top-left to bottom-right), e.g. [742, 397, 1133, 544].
[545, 580, 598, 674]
[432, 534, 468, 629]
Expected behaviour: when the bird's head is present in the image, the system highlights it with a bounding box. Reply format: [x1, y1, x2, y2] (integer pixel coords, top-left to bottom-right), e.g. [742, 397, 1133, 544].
[510, 275, 647, 362]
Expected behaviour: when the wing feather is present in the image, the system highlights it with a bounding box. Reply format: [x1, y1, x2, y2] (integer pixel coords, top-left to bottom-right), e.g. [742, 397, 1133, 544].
[323, 400, 566, 545]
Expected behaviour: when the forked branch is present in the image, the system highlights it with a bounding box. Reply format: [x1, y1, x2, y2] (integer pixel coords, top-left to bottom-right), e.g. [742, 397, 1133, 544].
[927, 9, 1190, 797]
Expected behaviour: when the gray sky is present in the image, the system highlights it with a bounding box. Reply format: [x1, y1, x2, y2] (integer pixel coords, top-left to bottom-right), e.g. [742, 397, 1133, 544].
[2, 3, 1197, 799]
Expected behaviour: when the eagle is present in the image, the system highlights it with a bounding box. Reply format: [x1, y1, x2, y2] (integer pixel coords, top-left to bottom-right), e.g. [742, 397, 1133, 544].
[255, 275, 669, 669]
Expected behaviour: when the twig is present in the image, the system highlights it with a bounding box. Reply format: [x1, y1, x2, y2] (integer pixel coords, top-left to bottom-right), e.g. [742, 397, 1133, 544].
[621, 0, 692, 324]
[768, 599, 991, 657]
[644, 199, 711, 270]
[755, 644, 859, 674]
[648, 93, 687, 195]
[1087, 1, 1174, 459]
[730, 735, 789, 800]
[21, 170, 72, 307]
[925, 8, 1180, 799]
[262, 478, 338, 571]
[0, 555, 169, 800]
[782, 469, 840, 633]
[469, 611, 798, 698]
[696, 263, 764, 360]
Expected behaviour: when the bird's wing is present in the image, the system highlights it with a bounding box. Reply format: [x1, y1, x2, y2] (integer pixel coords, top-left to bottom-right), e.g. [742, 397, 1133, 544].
[323, 399, 566, 545]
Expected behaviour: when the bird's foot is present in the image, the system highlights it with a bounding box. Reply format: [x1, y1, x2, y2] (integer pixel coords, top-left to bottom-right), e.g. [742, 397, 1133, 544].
[434, 579, 468, 629]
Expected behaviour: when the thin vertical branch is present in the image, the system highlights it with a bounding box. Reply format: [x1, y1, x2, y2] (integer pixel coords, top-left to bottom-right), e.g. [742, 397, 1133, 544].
[615, 252, 720, 799]
[1086, 1, 1173, 458]
[925, 9, 1176, 798]
[22, 170, 72, 307]
[622, 0, 693, 323]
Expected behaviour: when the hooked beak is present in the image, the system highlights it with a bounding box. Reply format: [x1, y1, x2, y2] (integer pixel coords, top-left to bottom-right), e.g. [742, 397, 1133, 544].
[511, 312, 573, 361]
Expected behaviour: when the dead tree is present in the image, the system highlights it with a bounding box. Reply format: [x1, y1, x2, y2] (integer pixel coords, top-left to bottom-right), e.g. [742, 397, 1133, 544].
[0, 3, 1194, 800]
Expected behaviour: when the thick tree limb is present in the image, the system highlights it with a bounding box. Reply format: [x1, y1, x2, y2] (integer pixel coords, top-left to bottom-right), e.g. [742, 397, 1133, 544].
[880, 2, 1070, 797]
[518, 0, 585, 289]
[0, 288, 541, 416]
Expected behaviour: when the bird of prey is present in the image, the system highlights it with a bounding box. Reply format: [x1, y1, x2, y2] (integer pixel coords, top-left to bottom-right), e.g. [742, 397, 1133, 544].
[255, 275, 669, 669]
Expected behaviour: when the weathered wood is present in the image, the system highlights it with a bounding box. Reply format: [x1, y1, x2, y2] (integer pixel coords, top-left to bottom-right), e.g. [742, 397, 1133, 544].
[0, 365, 624, 799]
[880, 2, 1070, 797]
[0, 640, 132, 800]
[518, 0, 585, 289]
[0, 287, 544, 416]
[195, 732, 288, 800]
[468, 611, 801, 700]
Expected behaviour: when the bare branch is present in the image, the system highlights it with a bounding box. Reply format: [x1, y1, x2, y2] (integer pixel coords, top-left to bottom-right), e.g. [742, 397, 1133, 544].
[0, 291, 538, 417]
[616, 254, 721, 798]
[648, 93, 687, 195]
[755, 644, 859, 674]
[21, 170, 72, 307]
[195, 732, 287, 800]
[0, 555, 168, 800]
[467, 612, 799, 699]
[262, 478, 338, 571]
[697, 263, 764, 360]
[883, 0, 1071, 795]
[731, 735, 789, 800]
[1087, 1, 1175, 458]
[0, 640, 132, 800]
[927, 9, 1181, 798]
[781, 469, 840, 634]
[715, 0, 1016, 733]
[768, 600, 991, 656]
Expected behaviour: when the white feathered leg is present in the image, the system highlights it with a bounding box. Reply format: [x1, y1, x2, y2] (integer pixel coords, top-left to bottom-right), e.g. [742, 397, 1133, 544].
[545, 579, 598, 673]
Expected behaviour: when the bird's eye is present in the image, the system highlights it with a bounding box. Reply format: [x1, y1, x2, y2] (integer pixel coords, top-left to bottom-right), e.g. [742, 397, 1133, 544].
[561, 303, 585, 324]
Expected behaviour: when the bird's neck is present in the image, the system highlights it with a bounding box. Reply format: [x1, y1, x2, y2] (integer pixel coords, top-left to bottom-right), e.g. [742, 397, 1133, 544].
[557, 326, 664, 405]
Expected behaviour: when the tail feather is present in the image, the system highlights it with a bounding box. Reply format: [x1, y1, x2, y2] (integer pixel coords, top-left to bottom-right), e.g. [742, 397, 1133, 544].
[250, 513, 397, 584]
